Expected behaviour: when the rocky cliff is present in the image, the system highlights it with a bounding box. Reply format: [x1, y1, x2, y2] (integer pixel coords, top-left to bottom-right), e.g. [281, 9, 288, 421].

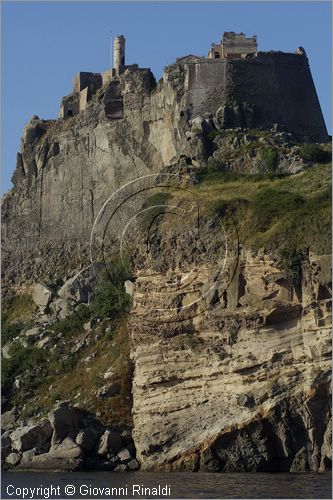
[2, 53, 329, 287]
[1, 55, 332, 473]
[130, 248, 331, 471]
[2, 65, 196, 286]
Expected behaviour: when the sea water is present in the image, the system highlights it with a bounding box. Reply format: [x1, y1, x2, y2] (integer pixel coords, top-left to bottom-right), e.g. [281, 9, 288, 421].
[1, 471, 331, 499]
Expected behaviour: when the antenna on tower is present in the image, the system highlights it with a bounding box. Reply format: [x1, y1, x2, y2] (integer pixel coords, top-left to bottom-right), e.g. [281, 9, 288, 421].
[110, 31, 113, 78]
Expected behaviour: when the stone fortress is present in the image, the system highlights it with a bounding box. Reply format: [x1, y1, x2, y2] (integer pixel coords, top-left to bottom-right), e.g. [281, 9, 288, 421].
[2, 31, 329, 289]
[59, 31, 328, 142]
[2, 30, 331, 477]
[208, 31, 258, 59]
[59, 34, 146, 120]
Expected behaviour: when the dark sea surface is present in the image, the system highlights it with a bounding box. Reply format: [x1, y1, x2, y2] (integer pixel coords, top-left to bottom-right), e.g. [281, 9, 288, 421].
[1, 471, 331, 499]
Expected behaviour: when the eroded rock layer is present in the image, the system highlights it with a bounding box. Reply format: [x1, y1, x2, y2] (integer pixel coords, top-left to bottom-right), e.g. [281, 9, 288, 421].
[130, 250, 331, 471]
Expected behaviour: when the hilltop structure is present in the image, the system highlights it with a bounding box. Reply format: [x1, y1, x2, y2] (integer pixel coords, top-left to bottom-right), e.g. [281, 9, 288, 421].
[59, 35, 142, 119]
[2, 31, 329, 288]
[208, 31, 258, 59]
[58, 32, 327, 143]
[1, 31, 331, 476]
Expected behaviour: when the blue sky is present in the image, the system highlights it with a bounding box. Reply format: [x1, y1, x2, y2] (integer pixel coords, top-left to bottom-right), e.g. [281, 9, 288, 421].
[2, 1, 332, 193]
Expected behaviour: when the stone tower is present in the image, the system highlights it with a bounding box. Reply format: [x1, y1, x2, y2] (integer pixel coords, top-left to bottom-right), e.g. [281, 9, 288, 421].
[114, 35, 125, 75]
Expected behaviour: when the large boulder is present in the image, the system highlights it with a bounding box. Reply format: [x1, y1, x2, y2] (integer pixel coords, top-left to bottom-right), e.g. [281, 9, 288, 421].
[1, 345, 11, 359]
[10, 420, 52, 452]
[117, 447, 132, 463]
[24, 327, 42, 344]
[49, 298, 71, 319]
[48, 402, 83, 445]
[97, 430, 122, 456]
[95, 383, 120, 399]
[18, 454, 83, 471]
[1, 431, 12, 462]
[127, 458, 140, 470]
[32, 284, 52, 309]
[17, 437, 83, 471]
[57, 263, 104, 304]
[213, 102, 255, 130]
[21, 448, 37, 464]
[49, 437, 82, 458]
[6, 452, 21, 466]
[75, 428, 100, 453]
[1, 407, 18, 432]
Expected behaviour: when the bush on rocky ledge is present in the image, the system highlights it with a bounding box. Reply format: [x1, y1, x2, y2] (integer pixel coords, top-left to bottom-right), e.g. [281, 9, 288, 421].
[299, 144, 331, 163]
[193, 163, 331, 255]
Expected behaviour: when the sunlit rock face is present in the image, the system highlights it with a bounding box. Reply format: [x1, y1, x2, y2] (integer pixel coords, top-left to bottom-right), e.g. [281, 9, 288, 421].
[2, 50, 329, 287]
[130, 243, 331, 471]
[2, 45, 331, 474]
[2, 66, 193, 286]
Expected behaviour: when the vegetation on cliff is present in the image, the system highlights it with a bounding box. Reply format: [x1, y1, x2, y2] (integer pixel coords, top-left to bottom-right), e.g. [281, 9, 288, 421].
[1, 263, 133, 426]
[193, 162, 331, 255]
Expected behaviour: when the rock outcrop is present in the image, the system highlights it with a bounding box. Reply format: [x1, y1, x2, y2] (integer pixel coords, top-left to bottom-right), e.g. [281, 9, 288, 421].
[3, 402, 138, 472]
[130, 242, 331, 471]
[2, 55, 329, 287]
[1, 41, 331, 475]
[2, 67, 192, 286]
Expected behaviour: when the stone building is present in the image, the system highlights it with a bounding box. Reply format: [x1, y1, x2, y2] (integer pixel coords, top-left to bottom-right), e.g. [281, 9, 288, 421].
[3, 29, 329, 292]
[208, 31, 258, 59]
[59, 72, 103, 118]
[114, 35, 125, 75]
[59, 34, 139, 119]
[59, 35, 143, 119]
[57, 31, 327, 143]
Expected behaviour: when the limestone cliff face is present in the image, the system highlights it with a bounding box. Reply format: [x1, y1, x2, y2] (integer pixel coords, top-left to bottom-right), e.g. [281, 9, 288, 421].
[2, 49, 331, 474]
[130, 247, 331, 471]
[2, 66, 200, 286]
[2, 51, 328, 287]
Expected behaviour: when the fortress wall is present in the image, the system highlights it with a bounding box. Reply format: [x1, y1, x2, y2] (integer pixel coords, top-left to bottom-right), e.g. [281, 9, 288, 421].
[272, 54, 328, 141]
[228, 53, 328, 141]
[73, 72, 103, 94]
[185, 60, 228, 117]
[185, 54, 328, 141]
[225, 56, 280, 125]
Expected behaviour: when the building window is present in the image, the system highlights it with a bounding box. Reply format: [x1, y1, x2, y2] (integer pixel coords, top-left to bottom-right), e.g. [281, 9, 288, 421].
[67, 109, 73, 117]
[214, 52, 220, 59]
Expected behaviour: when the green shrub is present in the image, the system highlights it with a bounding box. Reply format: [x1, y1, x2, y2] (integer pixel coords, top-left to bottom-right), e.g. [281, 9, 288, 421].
[52, 304, 90, 336]
[1, 321, 24, 345]
[278, 248, 306, 282]
[275, 187, 331, 253]
[89, 261, 132, 320]
[2, 293, 35, 325]
[248, 128, 271, 138]
[299, 144, 331, 163]
[196, 165, 287, 184]
[140, 192, 171, 228]
[93, 374, 104, 388]
[1, 342, 50, 393]
[2, 293, 35, 346]
[209, 197, 249, 217]
[196, 158, 240, 182]
[261, 147, 279, 172]
[249, 189, 305, 232]
[21, 403, 41, 421]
